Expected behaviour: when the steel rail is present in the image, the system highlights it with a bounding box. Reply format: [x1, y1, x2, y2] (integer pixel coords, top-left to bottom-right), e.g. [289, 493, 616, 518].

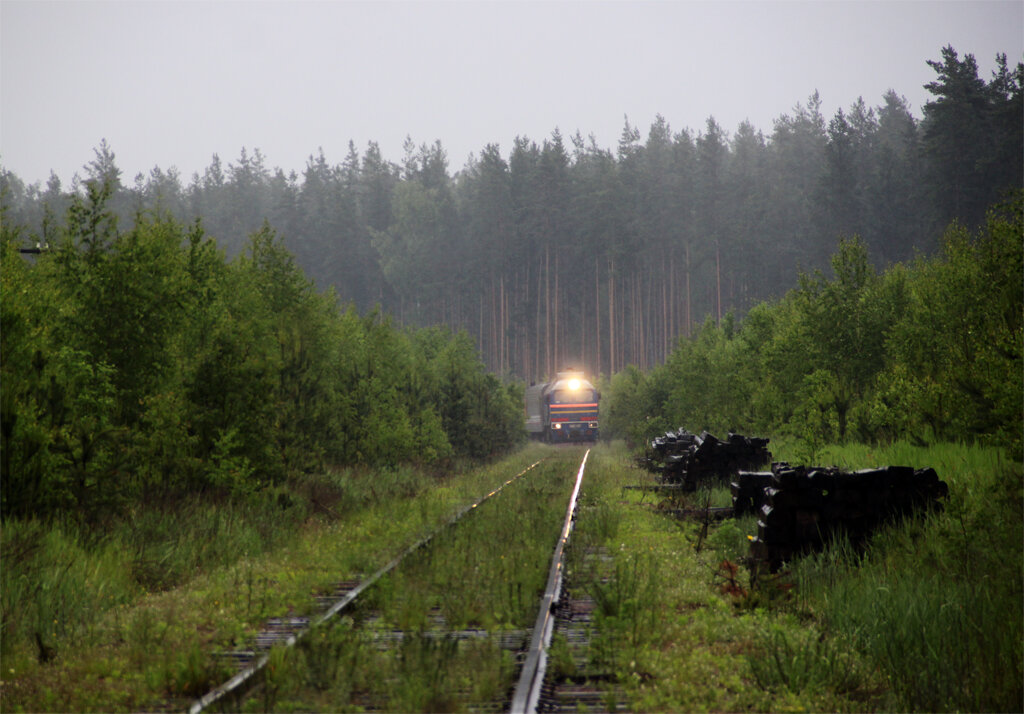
[509, 448, 590, 714]
[188, 458, 546, 714]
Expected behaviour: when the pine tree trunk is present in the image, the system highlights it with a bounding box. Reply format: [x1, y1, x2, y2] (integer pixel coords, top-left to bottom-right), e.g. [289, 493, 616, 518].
[545, 244, 551, 377]
[595, 258, 601, 377]
[608, 258, 615, 375]
[554, 249, 560, 371]
[662, 260, 668, 362]
[535, 254, 543, 380]
[685, 242, 692, 337]
[716, 241, 722, 323]
[499, 274, 505, 374]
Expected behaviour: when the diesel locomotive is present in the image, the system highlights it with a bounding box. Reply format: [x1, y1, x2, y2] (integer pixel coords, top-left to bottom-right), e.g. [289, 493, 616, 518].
[524, 369, 600, 443]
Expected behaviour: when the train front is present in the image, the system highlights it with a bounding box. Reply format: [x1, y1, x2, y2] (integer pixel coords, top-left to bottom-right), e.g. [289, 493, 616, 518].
[543, 372, 600, 442]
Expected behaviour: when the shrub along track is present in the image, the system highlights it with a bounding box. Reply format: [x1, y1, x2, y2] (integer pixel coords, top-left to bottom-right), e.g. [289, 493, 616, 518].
[190, 447, 619, 713]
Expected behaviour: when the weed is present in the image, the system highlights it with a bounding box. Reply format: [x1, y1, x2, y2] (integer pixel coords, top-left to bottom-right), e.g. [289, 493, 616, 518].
[261, 643, 299, 711]
[587, 550, 662, 669]
[577, 494, 622, 547]
[163, 641, 231, 699]
[704, 515, 752, 562]
[0, 518, 136, 654]
[126, 607, 170, 668]
[548, 631, 578, 680]
[388, 632, 459, 713]
[748, 623, 864, 696]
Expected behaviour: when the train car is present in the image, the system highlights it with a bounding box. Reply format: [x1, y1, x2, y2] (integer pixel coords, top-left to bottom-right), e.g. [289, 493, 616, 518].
[525, 369, 600, 443]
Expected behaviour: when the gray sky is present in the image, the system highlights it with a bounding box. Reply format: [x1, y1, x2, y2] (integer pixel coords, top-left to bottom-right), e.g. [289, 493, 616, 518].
[2, 1, 1021, 187]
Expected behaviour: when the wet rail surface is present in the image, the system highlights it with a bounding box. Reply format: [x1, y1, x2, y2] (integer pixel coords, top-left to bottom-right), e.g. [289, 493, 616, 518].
[533, 545, 626, 713]
[508, 449, 589, 712]
[512, 448, 625, 713]
[189, 458, 548, 714]
[190, 448, 626, 713]
[189, 450, 627, 713]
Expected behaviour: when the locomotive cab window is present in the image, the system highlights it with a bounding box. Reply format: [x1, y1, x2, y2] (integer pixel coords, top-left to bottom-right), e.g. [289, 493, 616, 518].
[551, 389, 597, 404]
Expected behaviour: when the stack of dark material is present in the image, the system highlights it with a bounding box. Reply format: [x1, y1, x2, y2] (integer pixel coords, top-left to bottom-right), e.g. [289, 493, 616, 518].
[730, 471, 774, 515]
[747, 462, 949, 571]
[643, 429, 772, 491]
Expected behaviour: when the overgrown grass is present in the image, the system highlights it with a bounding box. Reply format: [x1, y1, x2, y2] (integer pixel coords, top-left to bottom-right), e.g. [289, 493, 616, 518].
[256, 450, 580, 711]
[1, 519, 137, 652]
[784, 441, 1023, 712]
[1, 489, 308, 664]
[3, 440, 1017, 712]
[570, 444, 844, 712]
[0, 444, 550, 712]
[571, 441, 1022, 712]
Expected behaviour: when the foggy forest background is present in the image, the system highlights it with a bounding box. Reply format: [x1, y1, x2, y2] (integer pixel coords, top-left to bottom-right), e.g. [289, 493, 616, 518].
[3, 47, 1021, 382]
[2, 42, 1021, 714]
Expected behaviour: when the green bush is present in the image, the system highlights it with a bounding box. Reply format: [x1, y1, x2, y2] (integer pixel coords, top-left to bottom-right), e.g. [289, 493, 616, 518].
[600, 193, 1022, 456]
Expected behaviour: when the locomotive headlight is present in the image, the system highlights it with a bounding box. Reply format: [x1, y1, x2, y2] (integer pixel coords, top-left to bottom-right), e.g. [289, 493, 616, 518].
[567, 378, 581, 391]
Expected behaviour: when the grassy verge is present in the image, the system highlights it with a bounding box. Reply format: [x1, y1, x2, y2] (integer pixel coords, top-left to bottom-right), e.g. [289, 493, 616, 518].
[583, 439, 1021, 712]
[0, 444, 550, 712]
[571, 443, 879, 712]
[782, 440, 1023, 712]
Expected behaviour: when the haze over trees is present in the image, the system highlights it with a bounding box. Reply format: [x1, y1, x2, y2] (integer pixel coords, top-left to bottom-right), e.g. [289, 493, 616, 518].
[599, 198, 1022, 456]
[0, 47, 1020, 704]
[2, 46, 1020, 386]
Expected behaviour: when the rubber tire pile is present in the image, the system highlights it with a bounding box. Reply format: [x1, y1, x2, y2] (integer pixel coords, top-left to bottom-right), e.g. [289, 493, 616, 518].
[733, 462, 949, 571]
[642, 429, 772, 491]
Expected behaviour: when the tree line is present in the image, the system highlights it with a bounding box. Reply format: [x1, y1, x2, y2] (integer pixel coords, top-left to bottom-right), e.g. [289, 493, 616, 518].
[2, 46, 1020, 384]
[600, 192, 1022, 459]
[1, 183, 524, 522]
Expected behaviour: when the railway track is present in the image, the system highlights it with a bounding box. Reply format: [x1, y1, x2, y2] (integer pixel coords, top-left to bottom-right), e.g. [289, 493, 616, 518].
[508, 449, 588, 712]
[189, 458, 547, 714]
[190, 448, 621, 713]
[529, 545, 626, 713]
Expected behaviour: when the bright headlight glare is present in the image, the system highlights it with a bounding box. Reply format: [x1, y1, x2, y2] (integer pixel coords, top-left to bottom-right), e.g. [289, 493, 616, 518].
[567, 378, 581, 391]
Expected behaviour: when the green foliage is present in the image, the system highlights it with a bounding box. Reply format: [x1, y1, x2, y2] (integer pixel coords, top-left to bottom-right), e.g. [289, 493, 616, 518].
[601, 192, 1022, 458]
[0, 176, 525, 672]
[880, 198, 1023, 453]
[661, 317, 755, 435]
[599, 365, 660, 444]
[704, 515, 754, 563]
[2, 179, 522, 526]
[748, 624, 865, 696]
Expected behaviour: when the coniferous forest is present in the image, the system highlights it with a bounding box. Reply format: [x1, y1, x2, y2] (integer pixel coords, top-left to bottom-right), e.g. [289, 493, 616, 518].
[1, 46, 1021, 521]
[4, 48, 1020, 383]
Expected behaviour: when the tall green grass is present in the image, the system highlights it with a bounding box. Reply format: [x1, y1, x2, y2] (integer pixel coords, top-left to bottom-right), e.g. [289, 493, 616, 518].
[0, 445, 553, 712]
[782, 442, 1023, 711]
[1, 519, 136, 654]
[2, 490, 308, 660]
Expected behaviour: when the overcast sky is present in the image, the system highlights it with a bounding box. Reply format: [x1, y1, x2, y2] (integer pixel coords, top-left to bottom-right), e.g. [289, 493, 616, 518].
[2, 1, 1021, 187]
